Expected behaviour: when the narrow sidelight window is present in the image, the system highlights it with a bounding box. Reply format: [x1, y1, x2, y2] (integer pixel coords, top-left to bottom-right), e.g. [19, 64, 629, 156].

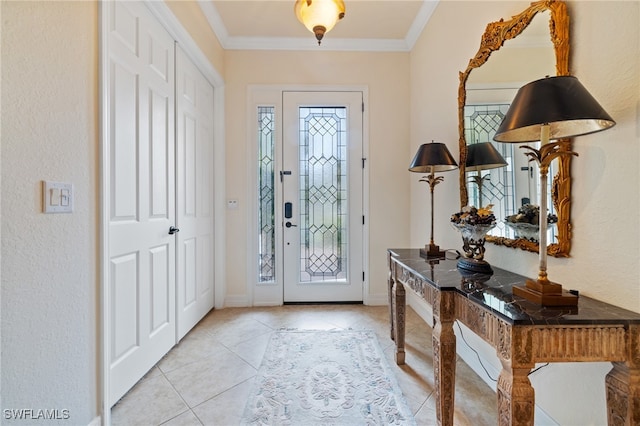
[258, 106, 275, 283]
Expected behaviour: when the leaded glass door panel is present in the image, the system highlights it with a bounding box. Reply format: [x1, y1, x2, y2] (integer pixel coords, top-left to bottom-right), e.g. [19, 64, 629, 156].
[282, 92, 363, 302]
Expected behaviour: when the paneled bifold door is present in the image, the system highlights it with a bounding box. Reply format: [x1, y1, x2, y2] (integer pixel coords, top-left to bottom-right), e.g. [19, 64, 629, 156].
[175, 45, 215, 340]
[106, 1, 214, 406]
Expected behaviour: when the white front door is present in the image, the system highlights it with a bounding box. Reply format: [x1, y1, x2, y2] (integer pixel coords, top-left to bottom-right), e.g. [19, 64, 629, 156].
[175, 45, 215, 339]
[282, 92, 364, 302]
[106, 1, 176, 405]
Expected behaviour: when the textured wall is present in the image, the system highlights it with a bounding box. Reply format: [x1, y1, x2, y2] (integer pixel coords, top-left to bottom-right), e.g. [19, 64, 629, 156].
[0, 0, 227, 421]
[412, 0, 639, 311]
[1, 1, 99, 424]
[1, 0, 637, 423]
[410, 1, 639, 424]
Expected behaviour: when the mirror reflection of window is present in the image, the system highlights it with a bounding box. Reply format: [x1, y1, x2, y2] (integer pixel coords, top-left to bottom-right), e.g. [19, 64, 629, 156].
[464, 103, 515, 237]
[464, 96, 556, 243]
[458, 6, 572, 254]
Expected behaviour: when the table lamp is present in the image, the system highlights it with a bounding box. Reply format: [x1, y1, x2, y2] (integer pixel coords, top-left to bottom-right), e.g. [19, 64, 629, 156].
[466, 142, 508, 208]
[494, 75, 615, 306]
[409, 141, 458, 258]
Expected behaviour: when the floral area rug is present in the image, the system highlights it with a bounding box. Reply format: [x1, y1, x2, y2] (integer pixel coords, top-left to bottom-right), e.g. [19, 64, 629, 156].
[241, 329, 416, 425]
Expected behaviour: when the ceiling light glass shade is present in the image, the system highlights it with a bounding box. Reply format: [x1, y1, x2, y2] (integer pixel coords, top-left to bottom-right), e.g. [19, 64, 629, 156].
[493, 75, 616, 143]
[408, 142, 458, 173]
[466, 142, 507, 171]
[294, 0, 345, 44]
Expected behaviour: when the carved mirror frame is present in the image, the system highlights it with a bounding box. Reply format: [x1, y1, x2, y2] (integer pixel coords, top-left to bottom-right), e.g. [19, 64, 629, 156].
[458, 0, 572, 257]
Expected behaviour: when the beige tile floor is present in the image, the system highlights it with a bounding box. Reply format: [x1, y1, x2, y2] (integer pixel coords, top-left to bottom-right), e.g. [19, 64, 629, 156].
[111, 304, 497, 425]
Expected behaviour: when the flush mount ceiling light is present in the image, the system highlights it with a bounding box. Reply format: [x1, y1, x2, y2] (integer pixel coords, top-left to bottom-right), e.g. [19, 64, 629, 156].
[294, 0, 345, 45]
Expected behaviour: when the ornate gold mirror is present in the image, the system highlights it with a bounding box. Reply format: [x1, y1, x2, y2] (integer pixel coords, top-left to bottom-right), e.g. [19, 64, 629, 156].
[458, 0, 572, 257]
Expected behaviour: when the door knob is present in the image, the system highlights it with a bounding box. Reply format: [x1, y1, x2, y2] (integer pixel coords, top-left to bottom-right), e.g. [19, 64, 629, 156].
[168, 226, 180, 235]
[285, 221, 297, 228]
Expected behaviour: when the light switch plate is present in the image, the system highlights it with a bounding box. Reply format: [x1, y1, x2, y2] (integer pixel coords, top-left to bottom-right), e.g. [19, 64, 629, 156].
[43, 181, 74, 213]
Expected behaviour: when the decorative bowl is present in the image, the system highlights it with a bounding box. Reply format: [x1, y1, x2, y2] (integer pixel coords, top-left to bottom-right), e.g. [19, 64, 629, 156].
[504, 221, 557, 242]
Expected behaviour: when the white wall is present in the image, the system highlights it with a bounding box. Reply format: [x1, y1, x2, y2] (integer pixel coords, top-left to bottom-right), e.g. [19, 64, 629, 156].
[223, 50, 411, 305]
[409, 1, 639, 424]
[0, 1, 226, 423]
[1, 2, 98, 424]
[1, 0, 637, 423]
[475, 0, 640, 313]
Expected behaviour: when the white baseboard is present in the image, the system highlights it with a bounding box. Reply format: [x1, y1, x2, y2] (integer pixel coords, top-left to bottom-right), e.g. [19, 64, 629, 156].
[224, 295, 251, 307]
[533, 407, 558, 426]
[251, 301, 282, 307]
[365, 293, 388, 306]
[228, 293, 389, 307]
[406, 291, 434, 327]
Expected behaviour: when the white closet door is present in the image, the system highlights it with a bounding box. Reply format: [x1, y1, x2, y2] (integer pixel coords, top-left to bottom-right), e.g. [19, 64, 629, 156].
[107, 0, 176, 405]
[175, 45, 215, 339]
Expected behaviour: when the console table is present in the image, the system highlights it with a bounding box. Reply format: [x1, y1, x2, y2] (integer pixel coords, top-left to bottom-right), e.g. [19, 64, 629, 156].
[387, 248, 640, 426]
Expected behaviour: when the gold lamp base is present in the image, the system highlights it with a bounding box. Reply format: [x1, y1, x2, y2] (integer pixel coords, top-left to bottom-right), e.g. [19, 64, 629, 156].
[420, 243, 446, 259]
[513, 278, 578, 306]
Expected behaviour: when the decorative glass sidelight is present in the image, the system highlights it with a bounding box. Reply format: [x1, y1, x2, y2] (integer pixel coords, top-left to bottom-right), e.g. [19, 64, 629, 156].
[298, 107, 348, 282]
[258, 107, 275, 283]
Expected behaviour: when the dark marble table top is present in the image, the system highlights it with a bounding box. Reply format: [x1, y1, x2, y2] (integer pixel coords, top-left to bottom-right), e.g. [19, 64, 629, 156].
[389, 248, 640, 326]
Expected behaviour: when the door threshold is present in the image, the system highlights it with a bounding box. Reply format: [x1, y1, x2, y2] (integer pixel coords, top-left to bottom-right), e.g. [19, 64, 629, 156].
[283, 301, 364, 305]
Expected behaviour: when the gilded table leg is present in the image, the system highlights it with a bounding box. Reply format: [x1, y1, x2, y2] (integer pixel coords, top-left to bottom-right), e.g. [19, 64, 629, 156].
[606, 362, 640, 425]
[605, 323, 640, 425]
[433, 291, 456, 426]
[497, 363, 535, 426]
[388, 254, 395, 342]
[392, 277, 406, 365]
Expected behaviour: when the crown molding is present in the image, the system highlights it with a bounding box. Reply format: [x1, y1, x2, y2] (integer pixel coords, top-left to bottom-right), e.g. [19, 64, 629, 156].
[223, 36, 412, 52]
[405, 0, 439, 50]
[147, 0, 223, 86]
[198, 0, 439, 52]
[197, 0, 230, 46]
